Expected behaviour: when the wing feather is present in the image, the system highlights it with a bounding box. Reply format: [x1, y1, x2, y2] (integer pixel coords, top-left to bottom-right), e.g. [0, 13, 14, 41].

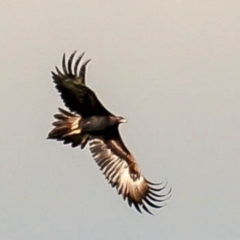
[62, 53, 68, 75]
[74, 52, 85, 76]
[67, 51, 76, 76]
[89, 135, 171, 214]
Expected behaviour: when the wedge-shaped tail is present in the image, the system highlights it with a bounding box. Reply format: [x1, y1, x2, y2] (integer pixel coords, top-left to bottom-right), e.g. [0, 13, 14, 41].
[47, 108, 89, 149]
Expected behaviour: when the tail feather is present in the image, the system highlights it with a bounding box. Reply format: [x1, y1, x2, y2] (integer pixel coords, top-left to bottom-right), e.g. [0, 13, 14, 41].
[54, 114, 67, 121]
[47, 108, 89, 149]
[58, 107, 75, 117]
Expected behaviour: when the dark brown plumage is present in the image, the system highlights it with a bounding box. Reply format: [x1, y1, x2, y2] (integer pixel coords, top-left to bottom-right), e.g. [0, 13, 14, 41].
[48, 51, 171, 214]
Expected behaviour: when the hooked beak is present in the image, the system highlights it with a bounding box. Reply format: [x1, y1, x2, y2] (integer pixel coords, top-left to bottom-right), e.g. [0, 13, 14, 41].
[119, 117, 127, 123]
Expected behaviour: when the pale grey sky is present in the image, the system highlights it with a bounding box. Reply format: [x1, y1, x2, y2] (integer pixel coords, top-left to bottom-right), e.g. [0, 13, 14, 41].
[1, 1, 240, 239]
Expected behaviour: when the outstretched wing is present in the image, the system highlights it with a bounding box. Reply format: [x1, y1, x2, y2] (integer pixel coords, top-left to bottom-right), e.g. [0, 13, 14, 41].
[89, 126, 171, 214]
[51, 51, 112, 117]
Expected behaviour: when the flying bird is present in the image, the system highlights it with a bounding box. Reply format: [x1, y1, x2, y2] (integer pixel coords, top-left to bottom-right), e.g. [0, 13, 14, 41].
[47, 51, 171, 214]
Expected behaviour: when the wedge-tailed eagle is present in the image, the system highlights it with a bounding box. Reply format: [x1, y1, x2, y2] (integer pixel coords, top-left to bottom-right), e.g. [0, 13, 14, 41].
[47, 51, 171, 214]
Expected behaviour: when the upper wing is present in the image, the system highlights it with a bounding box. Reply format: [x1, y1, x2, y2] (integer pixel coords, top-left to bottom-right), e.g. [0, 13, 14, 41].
[89, 126, 171, 214]
[51, 51, 112, 118]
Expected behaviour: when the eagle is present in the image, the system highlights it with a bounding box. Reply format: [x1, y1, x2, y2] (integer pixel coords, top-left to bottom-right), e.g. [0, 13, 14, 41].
[47, 51, 171, 214]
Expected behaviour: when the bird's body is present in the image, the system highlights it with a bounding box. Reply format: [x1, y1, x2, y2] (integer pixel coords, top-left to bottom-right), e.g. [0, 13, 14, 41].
[80, 115, 126, 132]
[48, 51, 171, 214]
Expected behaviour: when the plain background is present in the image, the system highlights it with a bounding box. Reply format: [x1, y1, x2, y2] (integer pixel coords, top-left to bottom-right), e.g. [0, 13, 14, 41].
[1, 1, 240, 239]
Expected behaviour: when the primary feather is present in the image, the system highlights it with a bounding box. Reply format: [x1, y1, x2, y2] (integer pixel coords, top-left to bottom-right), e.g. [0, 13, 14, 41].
[48, 52, 171, 214]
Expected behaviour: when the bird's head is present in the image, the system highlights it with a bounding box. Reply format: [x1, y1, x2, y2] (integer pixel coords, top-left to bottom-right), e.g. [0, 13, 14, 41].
[117, 116, 127, 124]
